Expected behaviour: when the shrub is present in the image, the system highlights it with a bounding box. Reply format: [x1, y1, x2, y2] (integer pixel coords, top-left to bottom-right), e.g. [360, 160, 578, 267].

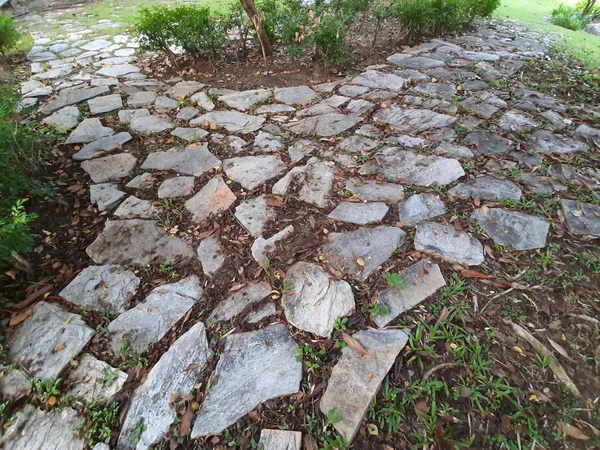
[313, 14, 347, 65]
[223, 1, 252, 53]
[0, 13, 19, 57]
[136, 5, 227, 61]
[551, 4, 592, 30]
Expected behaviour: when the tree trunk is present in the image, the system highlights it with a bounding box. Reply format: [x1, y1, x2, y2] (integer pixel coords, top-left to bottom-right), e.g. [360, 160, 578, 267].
[239, 0, 273, 58]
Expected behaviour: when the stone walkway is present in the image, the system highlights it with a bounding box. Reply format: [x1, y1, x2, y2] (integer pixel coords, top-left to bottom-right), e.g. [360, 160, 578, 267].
[2, 9, 600, 450]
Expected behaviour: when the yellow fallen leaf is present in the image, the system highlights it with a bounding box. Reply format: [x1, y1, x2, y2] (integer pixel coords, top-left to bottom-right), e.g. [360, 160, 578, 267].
[367, 423, 379, 436]
[55, 344, 66, 352]
[513, 346, 523, 353]
[356, 258, 365, 267]
[47, 396, 57, 406]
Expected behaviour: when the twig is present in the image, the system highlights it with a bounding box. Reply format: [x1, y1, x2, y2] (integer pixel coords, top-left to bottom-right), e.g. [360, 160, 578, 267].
[422, 362, 463, 382]
[568, 313, 600, 325]
[509, 321, 580, 397]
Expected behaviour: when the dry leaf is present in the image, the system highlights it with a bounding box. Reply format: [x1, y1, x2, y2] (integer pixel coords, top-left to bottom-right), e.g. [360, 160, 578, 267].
[356, 258, 365, 267]
[179, 405, 194, 437]
[460, 269, 492, 279]
[547, 338, 572, 360]
[342, 332, 369, 356]
[9, 308, 32, 326]
[185, 364, 199, 372]
[367, 423, 379, 435]
[55, 344, 66, 352]
[304, 435, 318, 450]
[47, 396, 57, 406]
[558, 422, 590, 440]
[229, 284, 245, 292]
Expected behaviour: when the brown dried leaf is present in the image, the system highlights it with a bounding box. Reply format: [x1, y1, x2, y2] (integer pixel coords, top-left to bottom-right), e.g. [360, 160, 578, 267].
[342, 332, 369, 356]
[229, 284, 245, 292]
[304, 435, 318, 450]
[460, 269, 492, 279]
[9, 308, 32, 326]
[185, 364, 199, 372]
[179, 405, 194, 437]
[547, 338, 572, 361]
[558, 422, 590, 440]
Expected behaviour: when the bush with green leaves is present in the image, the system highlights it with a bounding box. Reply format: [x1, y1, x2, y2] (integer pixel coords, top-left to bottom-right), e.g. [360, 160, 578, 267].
[0, 13, 19, 58]
[136, 5, 227, 61]
[0, 82, 44, 268]
[551, 4, 592, 30]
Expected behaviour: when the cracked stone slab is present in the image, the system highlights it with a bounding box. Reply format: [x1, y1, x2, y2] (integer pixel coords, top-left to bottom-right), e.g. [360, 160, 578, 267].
[60, 265, 139, 313]
[158, 177, 195, 199]
[114, 195, 156, 218]
[519, 173, 566, 195]
[130, 115, 174, 134]
[66, 354, 127, 403]
[88, 94, 123, 114]
[282, 262, 354, 337]
[82, 153, 137, 183]
[191, 91, 215, 111]
[434, 142, 474, 158]
[287, 113, 362, 137]
[373, 106, 455, 133]
[192, 111, 265, 132]
[40, 86, 110, 113]
[471, 208, 550, 250]
[256, 104, 296, 115]
[235, 195, 276, 237]
[82, 39, 112, 51]
[274, 86, 318, 105]
[0, 366, 30, 401]
[191, 325, 302, 437]
[359, 148, 465, 186]
[185, 176, 237, 223]
[90, 183, 125, 211]
[8, 302, 94, 380]
[42, 106, 80, 131]
[176, 107, 200, 121]
[415, 221, 484, 265]
[0, 406, 85, 450]
[351, 70, 405, 91]
[413, 82, 457, 100]
[346, 99, 377, 116]
[198, 235, 225, 277]
[108, 277, 201, 353]
[33, 65, 74, 81]
[259, 429, 302, 450]
[390, 55, 445, 69]
[219, 88, 272, 110]
[373, 260, 446, 327]
[531, 130, 589, 155]
[118, 108, 150, 123]
[465, 131, 511, 155]
[126, 172, 156, 189]
[86, 219, 196, 265]
[561, 199, 600, 237]
[498, 110, 540, 133]
[398, 193, 447, 226]
[73, 132, 132, 160]
[288, 139, 317, 163]
[142, 143, 220, 176]
[574, 124, 600, 148]
[223, 155, 286, 190]
[127, 91, 156, 107]
[320, 329, 409, 442]
[246, 302, 277, 323]
[345, 178, 404, 202]
[254, 131, 285, 152]
[168, 80, 205, 98]
[328, 202, 389, 225]
[251, 225, 295, 267]
[209, 282, 272, 322]
[155, 96, 179, 112]
[65, 118, 114, 144]
[323, 226, 406, 281]
[118, 322, 211, 450]
[449, 175, 522, 201]
[272, 158, 334, 208]
[339, 84, 370, 97]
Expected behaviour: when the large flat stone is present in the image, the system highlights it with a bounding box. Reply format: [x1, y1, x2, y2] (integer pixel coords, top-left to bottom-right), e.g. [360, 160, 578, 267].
[449, 175, 522, 201]
[114, 195, 156, 219]
[96, 63, 140, 77]
[223, 155, 286, 190]
[60, 265, 140, 313]
[118, 322, 211, 450]
[272, 158, 334, 208]
[86, 219, 196, 265]
[118, 108, 150, 123]
[65, 118, 114, 144]
[197, 235, 225, 277]
[531, 130, 589, 155]
[281, 262, 354, 337]
[90, 183, 126, 211]
[373, 106, 456, 133]
[88, 94, 123, 114]
[274, 86, 318, 105]
[66, 354, 127, 403]
[345, 178, 404, 202]
[466, 131, 510, 155]
[498, 110, 540, 133]
[40, 86, 111, 113]
[359, 148, 465, 186]
[192, 111, 265, 132]
[209, 282, 271, 322]
[251, 225, 295, 267]
[42, 105, 80, 131]
[129, 115, 174, 134]
[8, 302, 94, 380]
[287, 113, 362, 137]
[158, 177, 195, 199]
[185, 177, 237, 223]
[168, 80, 205, 98]
[171, 127, 208, 142]
[320, 329, 409, 442]
[414, 221, 484, 265]
[328, 202, 389, 225]
[127, 91, 156, 107]
[352, 70, 405, 91]
[389, 55, 445, 69]
[108, 277, 201, 353]
[561, 199, 600, 237]
[0, 366, 30, 401]
[73, 132, 132, 160]
[374, 260, 446, 327]
[323, 226, 406, 281]
[471, 208, 549, 250]
[219, 88, 272, 110]
[191, 325, 302, 437]
[141, 143, 220, 176]
[0, 406, 85, 450]
[81, 153, 137, 183]
[235, 195, 276, 237]
[398, 193, 447, 226]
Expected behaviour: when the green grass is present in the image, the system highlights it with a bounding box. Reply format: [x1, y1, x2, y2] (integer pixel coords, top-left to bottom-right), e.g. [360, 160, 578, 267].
[497, 0, 600, 67]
